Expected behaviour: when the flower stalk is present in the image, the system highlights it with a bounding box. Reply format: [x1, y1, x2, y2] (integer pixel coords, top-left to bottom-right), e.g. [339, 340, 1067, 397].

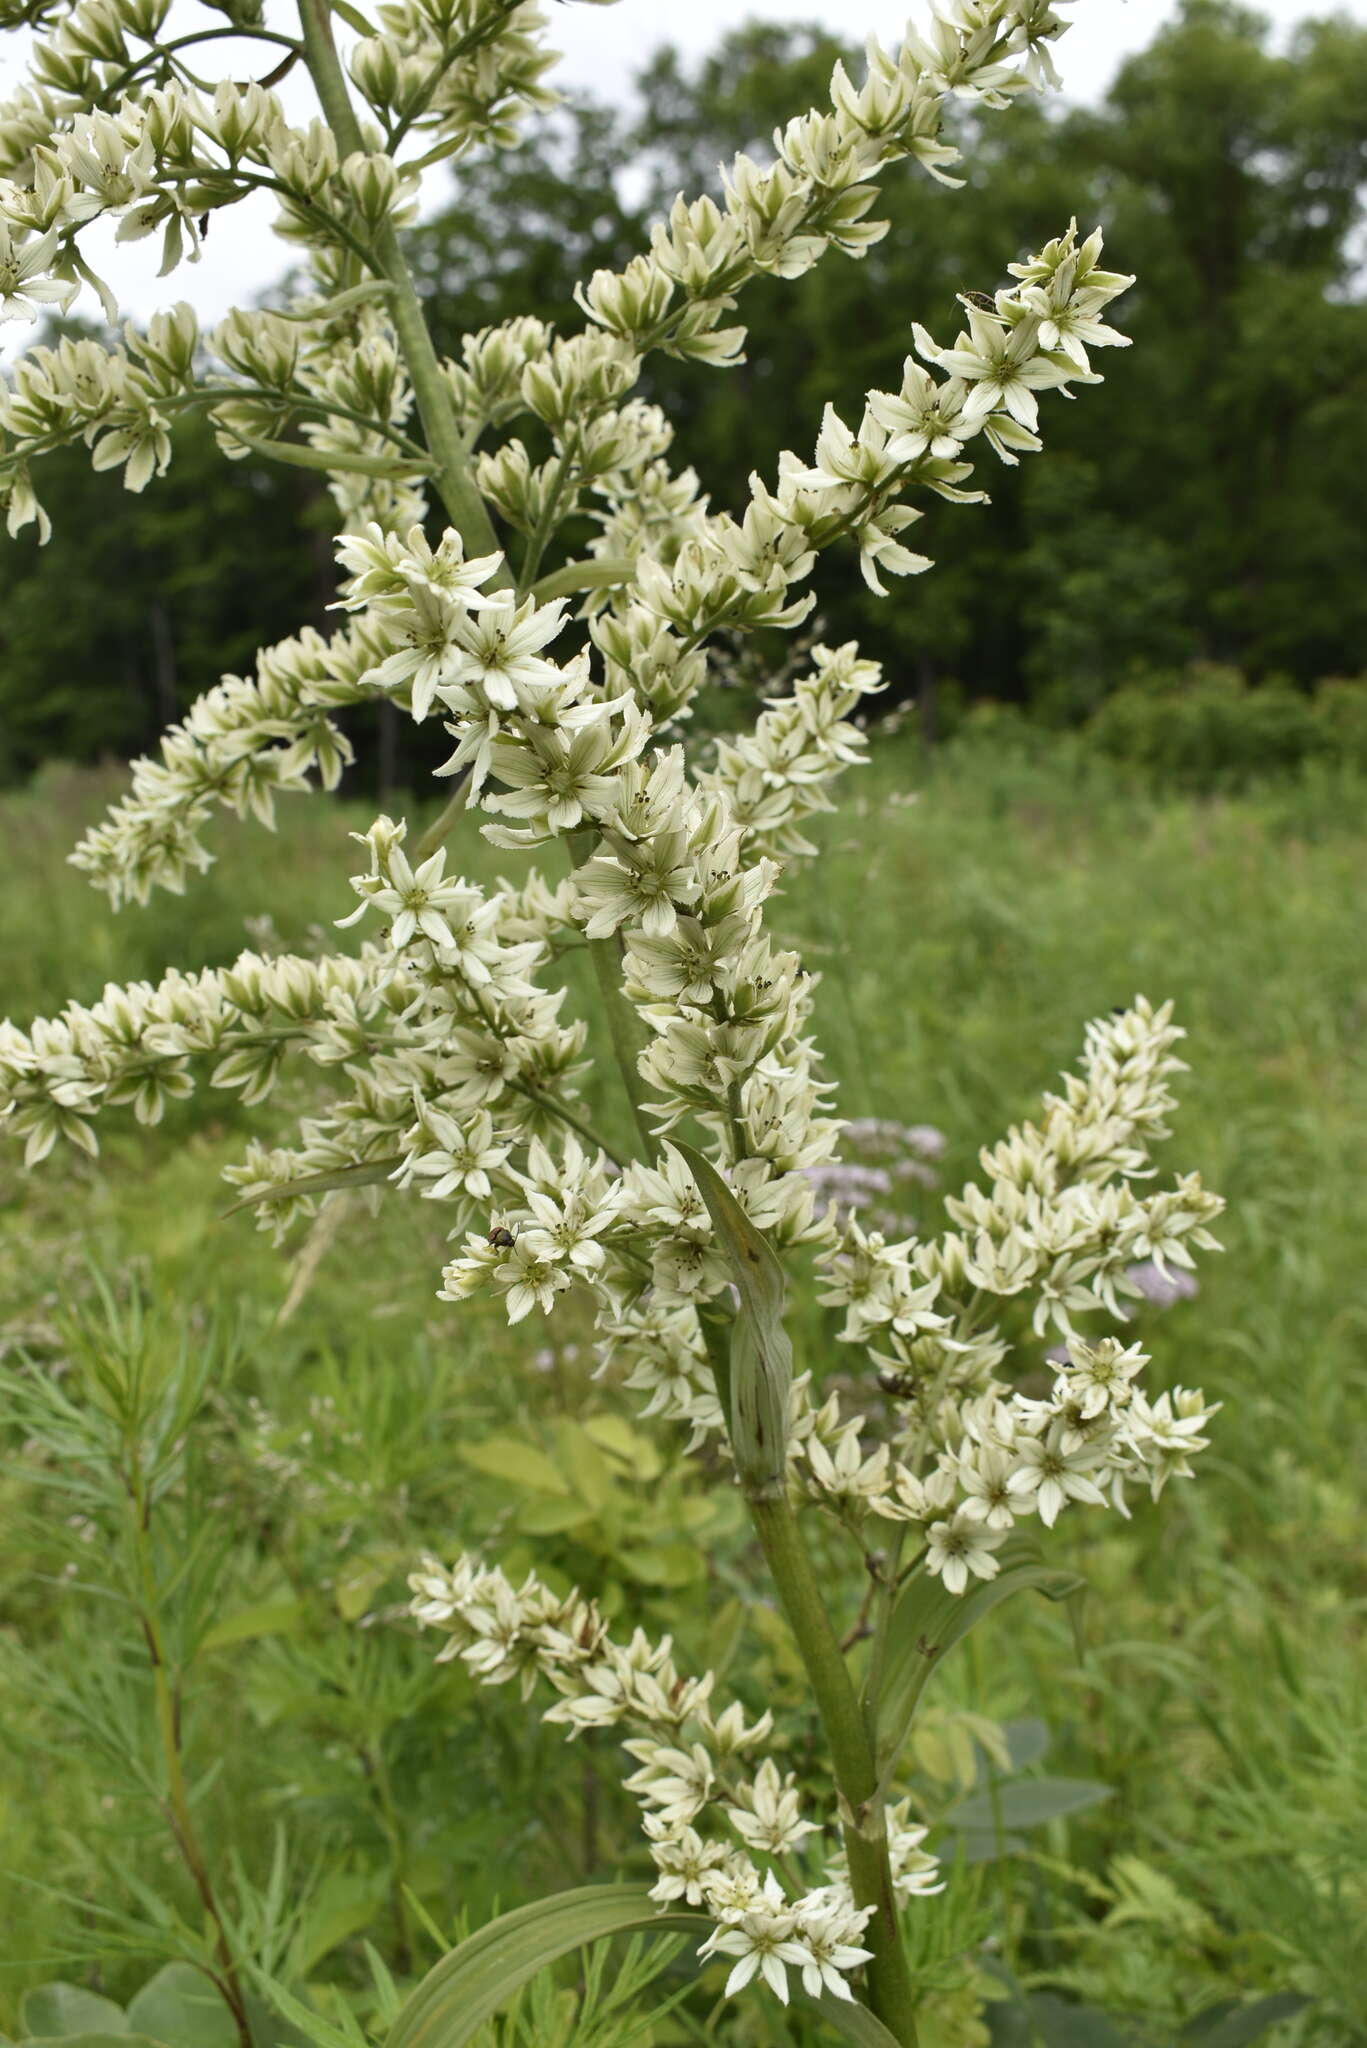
[747, 1488, 921, 2044]
[295, 0, 509, 580]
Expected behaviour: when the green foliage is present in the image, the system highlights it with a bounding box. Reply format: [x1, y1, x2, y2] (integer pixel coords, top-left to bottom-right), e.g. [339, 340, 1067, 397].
[2, 753, 1364, 2043]
[4, 3, 1367, 782]
[383, 1890, 702, 2048]
[1084, 665, 1367, 786]
[382, 0, 1367, 714]
[875, 1548, 1085, 1779]
[0, 397, 324, 785]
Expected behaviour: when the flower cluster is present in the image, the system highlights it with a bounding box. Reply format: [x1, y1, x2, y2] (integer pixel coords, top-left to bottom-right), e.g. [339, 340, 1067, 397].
[808, 997, 1224, 1583]
[0, 0, 1229, 2018]
[409, 1551, 899, 2004]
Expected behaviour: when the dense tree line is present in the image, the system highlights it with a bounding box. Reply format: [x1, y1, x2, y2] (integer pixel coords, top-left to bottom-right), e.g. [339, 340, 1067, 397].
[3, 0, 1364, 784]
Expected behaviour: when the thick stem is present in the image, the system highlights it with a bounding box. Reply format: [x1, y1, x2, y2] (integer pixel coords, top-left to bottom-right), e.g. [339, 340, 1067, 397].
[296, 0, 510, 583]
[747, 1489, 920, 2046]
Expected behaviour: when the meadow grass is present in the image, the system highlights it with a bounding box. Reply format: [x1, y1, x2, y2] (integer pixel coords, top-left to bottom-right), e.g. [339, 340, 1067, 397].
[0, 745, 1362, 2041]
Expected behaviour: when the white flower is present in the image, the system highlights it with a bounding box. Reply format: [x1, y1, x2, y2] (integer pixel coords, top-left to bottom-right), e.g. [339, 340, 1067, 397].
[727, 1758, 819, 1856]
[1057, 1334, 1147, 1418]
[493, 1231, 573, 1323]
[806, 1425, 892, 1506]
[792, 1889, 875, 2001]
[396, 1104, 509, 1203]
[955, 1440, 1022, 1530]
[1007, 1421, 1109, 1527]
[925, 1507, 1007, 1594]
[645, 1821, 731, 1905]
[0, 224, 74, 325]
[866, 363, 974, 461]
[885, 1798, 945, 1900]
[621, 1739, 716, 1826]
[921, 306, 1075, 431]
[366, 587, 468, 720]
[341, 842, 478, 950]
[441, 597, 568, 710]
[698, 1871, 808, 2003]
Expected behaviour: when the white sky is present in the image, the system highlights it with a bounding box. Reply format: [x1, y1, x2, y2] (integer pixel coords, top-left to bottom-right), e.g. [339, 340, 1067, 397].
[2, 0, 1363, 352]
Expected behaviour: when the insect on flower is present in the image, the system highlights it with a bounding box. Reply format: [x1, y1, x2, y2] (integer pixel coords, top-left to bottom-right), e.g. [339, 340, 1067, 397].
[486, 1222, 518, 1249]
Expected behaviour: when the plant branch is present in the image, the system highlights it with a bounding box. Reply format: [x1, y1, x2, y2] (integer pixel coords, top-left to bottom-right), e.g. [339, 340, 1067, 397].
[527, 555, 637, 605]
[296, 0, 511, 582]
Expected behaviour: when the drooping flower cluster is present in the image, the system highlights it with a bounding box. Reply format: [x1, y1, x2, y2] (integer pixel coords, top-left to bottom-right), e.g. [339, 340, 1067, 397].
[0, 0, 1228, 2017]
[409, 1550, 926, 2003]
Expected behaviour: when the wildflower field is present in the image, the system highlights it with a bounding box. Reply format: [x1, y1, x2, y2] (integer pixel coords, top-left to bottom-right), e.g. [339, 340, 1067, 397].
[2, 742, 1361, 2046]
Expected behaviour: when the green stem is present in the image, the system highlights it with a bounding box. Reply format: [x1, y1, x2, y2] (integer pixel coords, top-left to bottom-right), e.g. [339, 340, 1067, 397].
[515, 439, 581, 597]
[100, 25, 301, 104]
[747, 1488, 920, 2046]
[507, 1079, 624, 1171]
[414, 775, 471, 860]
[295, 0, 510, 582]
[363, 1738, 412, 1972]
[527, 555, 636, 605]
[384, 0, 521, 151]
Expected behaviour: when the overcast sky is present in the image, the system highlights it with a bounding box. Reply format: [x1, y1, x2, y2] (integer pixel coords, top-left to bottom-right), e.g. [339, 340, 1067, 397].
[3, 0, 1363, 351]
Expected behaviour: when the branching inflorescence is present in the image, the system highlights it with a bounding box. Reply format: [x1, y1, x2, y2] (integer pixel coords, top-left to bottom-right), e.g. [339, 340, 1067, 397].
[0, 0, 1224, 2034]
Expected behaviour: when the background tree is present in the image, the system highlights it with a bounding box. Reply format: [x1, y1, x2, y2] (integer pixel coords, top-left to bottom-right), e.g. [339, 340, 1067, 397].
[0, 358, 328, 782]
[1, 0, 1364, 780]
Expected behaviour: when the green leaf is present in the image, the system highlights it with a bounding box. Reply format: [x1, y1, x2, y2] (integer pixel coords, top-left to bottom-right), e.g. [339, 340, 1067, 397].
[985, 2002, 1035, 2048]
[580, 1414, 663, 1481]
[125, 1966, 238, 2048]
[552, 1418, 618, 1510]
[527, 555, 636, 604]
[333, 1554, 397, 1621]
[1027, 1993, 1136, 2048]
[673, 1141, 792, 1494]
[797, 1994, 905, 2047]
[1003, 1718, 1051, 1770]
[672, 1142, 786, 1330]
[946, 1776, 1113, 1834]
[617, 1540, 705, 1588]
[201, 1597, 305, 1653]
[955, 1830, 1029, 1865]
[875, 1543, 1084, 1771]
[329, 0, 377, 34]
[1180, 1994, 1312, 2046]
[23, 2036, 165, 2047]
[291, 1870, 398, 1977]
[383, 1884, 707, 2048]
[20, 1986, 130, 2038]
[459, 1436, 569, 1495]
[515, 1494, 595, 1535]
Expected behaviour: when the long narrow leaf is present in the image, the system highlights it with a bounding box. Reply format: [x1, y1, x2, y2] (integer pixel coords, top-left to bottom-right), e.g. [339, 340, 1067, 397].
[799, 1994, 906, 2046]
[876, 1544, 1084, 1773]
[382, 1885, 707, 2048]
[673, 1141, 791, 1491]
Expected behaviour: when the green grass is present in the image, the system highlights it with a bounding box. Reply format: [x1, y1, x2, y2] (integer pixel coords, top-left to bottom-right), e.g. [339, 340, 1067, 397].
[1, 745, 1363, 2044]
